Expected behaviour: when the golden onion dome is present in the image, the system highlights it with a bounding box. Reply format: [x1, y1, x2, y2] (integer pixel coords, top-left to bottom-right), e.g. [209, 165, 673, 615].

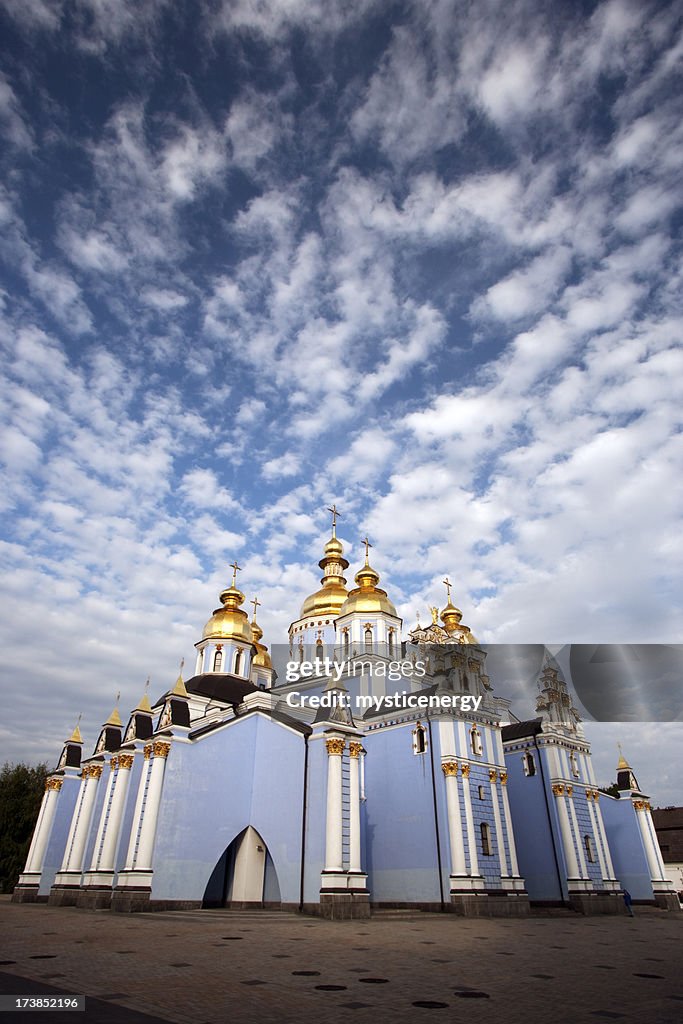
[441, 601, 463, 631]
[338, 551, 397, 618]
[202, 582, 254, 643]
[299, 531, 350, 618]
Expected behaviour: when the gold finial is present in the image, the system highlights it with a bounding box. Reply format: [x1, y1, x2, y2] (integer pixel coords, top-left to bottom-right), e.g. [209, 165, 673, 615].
[327, 503, 341, 537]
[617, 742, 629, 770]
[172, 661, 188, 698]
[69, 713, 83, 744]
[106, 695, 122, 727]
[443, 577, 452, 603]
[137, 679, 152, 713]
[250, 596, 261, 622]
[229, 560, 242, 587]
[361, 536, 373, 564]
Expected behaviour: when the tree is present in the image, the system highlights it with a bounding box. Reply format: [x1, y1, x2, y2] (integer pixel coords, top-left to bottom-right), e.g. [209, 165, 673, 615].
[0, 762, 49, 893]
[598, 782, 620, 798]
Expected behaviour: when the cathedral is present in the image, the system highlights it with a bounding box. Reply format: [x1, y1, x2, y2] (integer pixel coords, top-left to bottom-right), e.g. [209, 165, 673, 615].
[13, 512, 679, 918]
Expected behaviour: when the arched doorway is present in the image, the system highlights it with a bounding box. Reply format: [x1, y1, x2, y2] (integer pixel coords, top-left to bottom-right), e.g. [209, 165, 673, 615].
[202, 826, 281, 908]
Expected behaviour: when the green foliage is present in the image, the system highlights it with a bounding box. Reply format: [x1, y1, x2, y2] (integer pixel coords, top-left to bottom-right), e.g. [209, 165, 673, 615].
[599, 782, 620, 798]
[0, 762, 49, 893]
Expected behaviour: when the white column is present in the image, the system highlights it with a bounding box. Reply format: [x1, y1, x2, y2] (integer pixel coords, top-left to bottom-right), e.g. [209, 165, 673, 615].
[642, 805, 669, 879]
[89, 758, 117, 871]
[324, 737, 345, 872]
[499, 772, 520, 877]
[24, 778, 63, 874]
[97, 753, 134, 871]
[635, 801, 667, 881]
[592, 792, 616, 879]
[348, 742, 362, 874]
[442, 762, 467, 876]
[489, 771, 509, 877]
[585, 791, 609, 881]
[460, 764, 480, 877]
[553, 784, 580, 879]
[124, 748, 152, 869]
[135, 741, 171, 871]
[61, 765, 103, 873]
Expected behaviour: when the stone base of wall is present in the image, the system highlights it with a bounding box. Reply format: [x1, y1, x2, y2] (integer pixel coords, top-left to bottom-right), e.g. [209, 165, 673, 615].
[110, 886, 153, 913]
[653, 891, 681, 912]
[450, 892, 531, 917]
[315, 893, 371, 920]
[11, 884, 40, 904]
[76, 886, 113, 910]
[568, 892, 627, 915]
[47, 885, 82, 907]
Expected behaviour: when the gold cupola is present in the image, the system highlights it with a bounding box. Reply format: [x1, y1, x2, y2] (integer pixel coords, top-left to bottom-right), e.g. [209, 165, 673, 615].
[250, 597, 272, 669]
[202, 562, 254, 644]
[337, 538, 398, 617]
[440, 577, 478, 643]
[299, 506, 350, 618]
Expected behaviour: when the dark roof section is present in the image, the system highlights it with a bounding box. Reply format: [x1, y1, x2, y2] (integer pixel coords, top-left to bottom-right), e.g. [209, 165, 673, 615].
[181, 673, 259, 705]
[501, 718, 543, 742]
[652, 806, 683, 863]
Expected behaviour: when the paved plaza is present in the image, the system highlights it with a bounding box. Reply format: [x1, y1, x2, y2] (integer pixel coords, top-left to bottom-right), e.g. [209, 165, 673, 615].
[1, 898, 682, 1024]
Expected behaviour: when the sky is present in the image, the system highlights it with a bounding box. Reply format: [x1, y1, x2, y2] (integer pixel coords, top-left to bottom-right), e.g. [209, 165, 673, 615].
[0, 1, 681, 801]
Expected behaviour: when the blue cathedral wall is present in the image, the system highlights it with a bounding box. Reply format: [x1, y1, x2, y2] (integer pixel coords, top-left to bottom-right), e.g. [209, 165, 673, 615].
[600, 796, 653, 900]
[504, 748, 565, 902]
[150, 714, 307, 905]
[363, 723, 446, 904]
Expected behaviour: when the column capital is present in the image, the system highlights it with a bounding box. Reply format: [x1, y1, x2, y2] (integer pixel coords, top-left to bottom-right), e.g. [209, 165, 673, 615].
[566, 784, 573, 797]
[110, 756, 119, 771]
[349, 742, 363, 759]
[552, 783, 565, 797]
[118, 753, 135, 771]
[460, 763, 471, 779]
[82, 763, 103, 780]
[45, 777, 63, 792]
[499, 770, 508, 786]
[633, 799, 647, 811]
[488, 769, 498, 782]
[143, 743, 153, 759]
[441, 761, 458, 777]
[325, 738, 345, 756]
[152, 740, 172, 759]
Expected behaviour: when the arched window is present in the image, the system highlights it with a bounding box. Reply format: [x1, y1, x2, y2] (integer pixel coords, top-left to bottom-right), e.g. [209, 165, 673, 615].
[212, 649, 223, 672]
[234, 649, 242, 676]
[470, 726, 483, 756]
[342, 629, 350, 653]
[462, 673, 470, 691]
[413, 723, 427, 755]
[364, 626, 373, 652]
[478, 785, 485, 800]
[480, 822, 493, 856]
[388, 628, 395, 657]
[316, 640, 324, 659]
[584, 834, 595, 863]
[523, 752, 536, 777]
[570, 752, 580, 778]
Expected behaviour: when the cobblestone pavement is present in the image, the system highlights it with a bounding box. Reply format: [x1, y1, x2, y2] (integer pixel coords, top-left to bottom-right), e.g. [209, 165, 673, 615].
[1, 899, 682, 1024]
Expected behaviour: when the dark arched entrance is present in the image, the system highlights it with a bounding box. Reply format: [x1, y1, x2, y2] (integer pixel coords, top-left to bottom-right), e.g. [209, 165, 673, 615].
[202, 826, 281, 908]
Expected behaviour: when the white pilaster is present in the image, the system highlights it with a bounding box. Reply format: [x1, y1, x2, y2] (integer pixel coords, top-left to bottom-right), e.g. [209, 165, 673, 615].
[348, 742, 362, 874]
[567, 787, 589, 878]
[60, 765, 103, 873]
[22, 778, 63, 876]
[585, 791, 609, 882]
[135, 741, 171, 871]
[553, 784, 580, 880]
[592, 793, 617, 880]
[96, 753, 134, 872]
[124, 749, 152, 869]
[442, 761, 467, 877]
[499, 772, 520, 877]
[324, 737, 345, 873]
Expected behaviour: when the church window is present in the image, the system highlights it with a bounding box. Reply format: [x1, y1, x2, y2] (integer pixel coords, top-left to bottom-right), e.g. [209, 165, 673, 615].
[470, 726, 483, 756]
[463, 674, 470, 691]
[388, 628, 396, 656]
[316, 640, 324, 659]
[234, 649, 242, 675]
[342, 629, 350, 653]
[364, 626, 373, 652]
[212, 649, 223, 672]
[478, 785, 485, 800]
[480, 822, 493, 856]
[413, 723, 427, 755]
[584, 834, 595, 863]
[523, 752, 536, 776]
